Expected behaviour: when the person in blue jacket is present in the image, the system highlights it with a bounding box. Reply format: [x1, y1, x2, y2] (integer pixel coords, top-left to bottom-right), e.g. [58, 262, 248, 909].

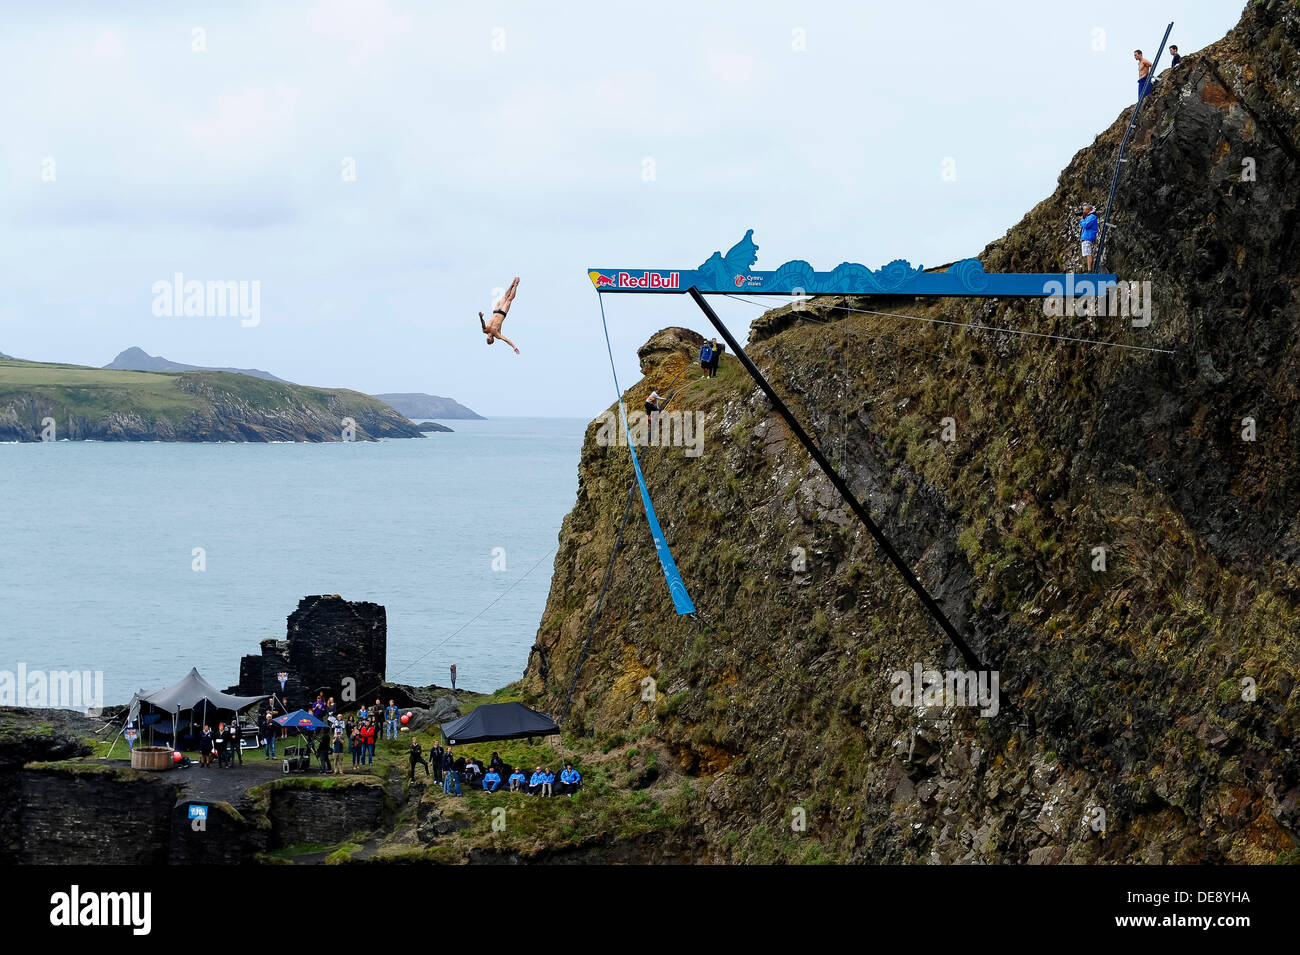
[508, 767, 527, 792]
[528, 767, 544, 796]
[442, 747, 461, 795]
[698, 340, 714, 378]
[483, 768, 501, 792]
[558, 763, 582, 796]
[1079, 203, 1099, 271]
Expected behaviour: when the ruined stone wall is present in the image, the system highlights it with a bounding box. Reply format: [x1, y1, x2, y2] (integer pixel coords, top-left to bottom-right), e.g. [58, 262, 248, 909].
[232, 596, 387, 708]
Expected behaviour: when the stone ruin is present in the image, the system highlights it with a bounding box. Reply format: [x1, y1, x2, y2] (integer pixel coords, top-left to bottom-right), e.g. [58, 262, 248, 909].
[230, 595, 387, 708]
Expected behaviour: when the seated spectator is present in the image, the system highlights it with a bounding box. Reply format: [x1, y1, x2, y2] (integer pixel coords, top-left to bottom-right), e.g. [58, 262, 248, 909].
[483, 768, 501, 792]
[508, 767, 527, 792]
[463, 759, 483, 785]
[527, 767, 544, 796]
[558, 762, 582, 796]
[541, 767, 554, 797]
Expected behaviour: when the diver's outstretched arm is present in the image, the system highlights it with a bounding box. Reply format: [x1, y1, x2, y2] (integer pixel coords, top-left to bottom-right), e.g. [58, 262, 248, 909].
[496, 333, 520, 354]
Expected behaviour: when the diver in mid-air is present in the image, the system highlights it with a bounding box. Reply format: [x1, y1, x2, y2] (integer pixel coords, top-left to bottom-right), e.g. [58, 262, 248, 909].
[479, 277, 521, 353]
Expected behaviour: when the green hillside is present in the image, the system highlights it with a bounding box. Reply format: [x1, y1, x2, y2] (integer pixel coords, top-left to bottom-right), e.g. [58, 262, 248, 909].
[0, 357, 422, 442]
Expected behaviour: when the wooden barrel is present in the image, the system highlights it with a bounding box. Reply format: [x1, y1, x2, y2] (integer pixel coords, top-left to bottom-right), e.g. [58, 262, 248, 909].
[131, 746, 174, 771]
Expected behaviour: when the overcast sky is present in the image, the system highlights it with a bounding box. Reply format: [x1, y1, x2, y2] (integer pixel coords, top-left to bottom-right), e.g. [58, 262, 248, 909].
[1, 1, 1241, 417]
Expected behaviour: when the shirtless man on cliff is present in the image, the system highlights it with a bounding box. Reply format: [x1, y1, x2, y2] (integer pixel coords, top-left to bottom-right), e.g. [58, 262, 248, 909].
[1134, 49, 1154, 99]
[479, 277, 521, 353]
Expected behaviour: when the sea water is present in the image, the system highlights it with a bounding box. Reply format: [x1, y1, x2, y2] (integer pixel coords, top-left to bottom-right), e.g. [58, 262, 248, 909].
[0, 418, 584, 705]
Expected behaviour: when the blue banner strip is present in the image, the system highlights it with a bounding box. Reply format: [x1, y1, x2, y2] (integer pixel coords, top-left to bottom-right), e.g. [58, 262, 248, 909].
[596, 293, 696, 616]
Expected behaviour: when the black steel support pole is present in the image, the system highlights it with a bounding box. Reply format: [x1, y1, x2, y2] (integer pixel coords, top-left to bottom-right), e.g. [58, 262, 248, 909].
[687, 287, 988, 673]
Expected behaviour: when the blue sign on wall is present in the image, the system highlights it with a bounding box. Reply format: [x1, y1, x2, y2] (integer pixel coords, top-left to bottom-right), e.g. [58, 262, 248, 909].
[188, 805, 208, 820]
[589, 229, 1117, 298]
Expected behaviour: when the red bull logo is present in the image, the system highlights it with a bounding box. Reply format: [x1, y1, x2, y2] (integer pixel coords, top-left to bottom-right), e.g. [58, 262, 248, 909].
[588, 270, 682, 290]
[616, 271, 681, 290]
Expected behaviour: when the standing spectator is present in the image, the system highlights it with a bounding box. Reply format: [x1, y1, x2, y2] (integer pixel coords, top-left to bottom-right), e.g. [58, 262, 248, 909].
[199, 724, 214, 768]
[230, 714, 243, 765]
[489, 752, 506, 776]
[316, 729, 332, 774]
[442, 747, 456, 785]
[373, 698, 384, 739]
[261, 711, 276, 759]
[212, 722, 226, 769]
[1168, 45, 1180, 68]
[706, 338, 724, 378]
[449, 664, 457, 691]
[332, 722, 346, 775]
[443, 755, 461, 796]
[363, 719, 376, 766]
[409, 738, 430, 781]
[351, 723, 363, 767]
[508, 767, 527, 792]
[269, 695, 288, 740]
[326, 697, 338, 720]
[1134, 49, 1153, 99]
[430, 740, 445, 784]
[1079, 203, 1099, 272]
[698, 340, 715, 379]
[310, 693, 326, 719]
[385, 700, 400, 741]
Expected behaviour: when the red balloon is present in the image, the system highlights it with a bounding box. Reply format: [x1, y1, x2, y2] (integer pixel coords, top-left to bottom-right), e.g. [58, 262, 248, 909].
[400, 713, 410, 724]
[172, 751, 183, 763]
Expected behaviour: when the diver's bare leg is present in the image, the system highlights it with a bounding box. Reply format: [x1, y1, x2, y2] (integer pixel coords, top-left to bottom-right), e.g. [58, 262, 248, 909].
[498, 277, 520, 312]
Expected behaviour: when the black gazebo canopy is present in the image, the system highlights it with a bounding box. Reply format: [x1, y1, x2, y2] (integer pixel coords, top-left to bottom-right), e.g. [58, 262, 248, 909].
[440, 702, 559, 745]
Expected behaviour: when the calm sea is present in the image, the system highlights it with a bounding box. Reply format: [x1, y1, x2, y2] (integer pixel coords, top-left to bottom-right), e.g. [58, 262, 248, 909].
[0, 418, 585, 706]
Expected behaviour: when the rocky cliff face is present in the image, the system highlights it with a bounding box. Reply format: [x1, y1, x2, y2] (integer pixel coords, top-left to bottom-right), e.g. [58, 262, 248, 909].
[524, 1, 1300, 864]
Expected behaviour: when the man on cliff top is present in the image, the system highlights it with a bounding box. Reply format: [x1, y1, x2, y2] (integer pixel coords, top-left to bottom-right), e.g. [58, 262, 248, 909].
[1134, 49, 1154, 99]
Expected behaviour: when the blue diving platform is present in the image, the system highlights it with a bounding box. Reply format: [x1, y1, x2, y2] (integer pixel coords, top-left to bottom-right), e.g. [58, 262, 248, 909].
[589, 229, 1117, 298]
